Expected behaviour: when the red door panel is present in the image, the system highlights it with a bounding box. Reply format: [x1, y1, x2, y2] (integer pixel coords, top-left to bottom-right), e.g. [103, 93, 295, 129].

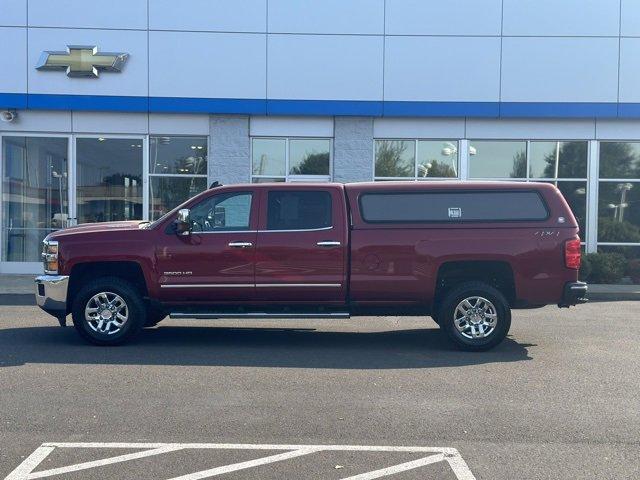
[254, 187, 347, 304]
[155, 189, 258, 303]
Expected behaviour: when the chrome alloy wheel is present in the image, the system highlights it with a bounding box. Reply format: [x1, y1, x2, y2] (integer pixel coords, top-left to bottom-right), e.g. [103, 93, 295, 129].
[85, 292, 128, 335]
[453, 296, 498, 339]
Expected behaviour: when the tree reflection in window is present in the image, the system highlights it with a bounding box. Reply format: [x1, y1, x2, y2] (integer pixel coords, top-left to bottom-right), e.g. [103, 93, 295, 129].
[375, 140, 414, 177]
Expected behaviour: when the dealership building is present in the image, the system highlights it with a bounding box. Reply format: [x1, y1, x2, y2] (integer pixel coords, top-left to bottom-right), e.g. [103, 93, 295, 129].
[1, 0, 640, 273]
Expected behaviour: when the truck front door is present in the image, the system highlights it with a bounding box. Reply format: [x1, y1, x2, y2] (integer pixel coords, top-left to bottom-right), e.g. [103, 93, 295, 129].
[156, 189, 258, 303]
[254, 187, 347, 304]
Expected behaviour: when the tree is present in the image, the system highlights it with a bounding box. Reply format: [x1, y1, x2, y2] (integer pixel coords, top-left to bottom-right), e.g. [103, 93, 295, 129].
[418, 160, 456, 178]
[289, 152, 330, 175]
[541, 142, 588, 179]
[509, 151, 527, 178]
[375, 141, 413, 177]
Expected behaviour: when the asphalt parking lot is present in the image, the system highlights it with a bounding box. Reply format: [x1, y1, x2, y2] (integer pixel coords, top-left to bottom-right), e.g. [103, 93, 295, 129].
[0, 302, 638, 479]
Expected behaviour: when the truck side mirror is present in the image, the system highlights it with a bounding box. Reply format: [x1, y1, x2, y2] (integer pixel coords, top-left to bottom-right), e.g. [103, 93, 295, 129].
[175, 208, 192, 236]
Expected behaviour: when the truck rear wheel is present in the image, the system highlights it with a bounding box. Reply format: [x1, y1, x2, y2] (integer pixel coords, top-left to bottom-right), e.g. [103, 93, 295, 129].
[438, 281, 511, 351]
[71, 277, 146, 345]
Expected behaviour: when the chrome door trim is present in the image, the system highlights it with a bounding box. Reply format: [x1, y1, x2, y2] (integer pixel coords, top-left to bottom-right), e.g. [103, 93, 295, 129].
[160, 284, 254, 289]
[228, 241, 253, 248]
[161, 283, 341, 289]
[255, 283, 342, 288]
[257, 226, 333, 233]
[193, 230, 258, 234]
[316, 241, 341, 247]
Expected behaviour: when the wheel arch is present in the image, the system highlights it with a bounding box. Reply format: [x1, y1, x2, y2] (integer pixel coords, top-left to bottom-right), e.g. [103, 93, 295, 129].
[67, 261, 149, 310]
[434, 260, 516, 311]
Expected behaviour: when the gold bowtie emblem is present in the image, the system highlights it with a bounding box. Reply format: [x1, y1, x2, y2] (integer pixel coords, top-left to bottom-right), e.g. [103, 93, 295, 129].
[36, 45, 129, 78]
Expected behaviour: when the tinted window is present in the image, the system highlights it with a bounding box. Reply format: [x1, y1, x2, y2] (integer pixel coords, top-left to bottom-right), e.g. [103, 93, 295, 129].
[267, 191, 332, 230]
[190, 192, 252, 232]
[360, 191, 548, 223]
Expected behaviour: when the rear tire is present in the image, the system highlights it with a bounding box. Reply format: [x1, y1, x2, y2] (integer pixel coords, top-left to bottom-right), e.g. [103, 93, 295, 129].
[438, 281, 511, 351]
[71, 276, 146, 345]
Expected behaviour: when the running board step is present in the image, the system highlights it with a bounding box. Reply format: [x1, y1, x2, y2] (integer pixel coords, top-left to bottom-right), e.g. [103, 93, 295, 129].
[170, 312, 351, 320]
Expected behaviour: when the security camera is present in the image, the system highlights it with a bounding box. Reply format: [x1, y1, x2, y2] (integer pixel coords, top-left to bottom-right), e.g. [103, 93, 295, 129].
[1, 110, 17, 122]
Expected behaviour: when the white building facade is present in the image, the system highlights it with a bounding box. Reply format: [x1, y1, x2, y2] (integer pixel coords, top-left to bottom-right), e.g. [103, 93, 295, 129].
[1, 0, 640, 272]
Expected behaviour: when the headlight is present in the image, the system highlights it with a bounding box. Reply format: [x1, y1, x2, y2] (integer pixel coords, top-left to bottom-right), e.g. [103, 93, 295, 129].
[42, 240, 59, 274]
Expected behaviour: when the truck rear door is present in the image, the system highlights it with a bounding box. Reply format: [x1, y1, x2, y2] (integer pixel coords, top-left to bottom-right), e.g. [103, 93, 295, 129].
[254, 186, 347, 304]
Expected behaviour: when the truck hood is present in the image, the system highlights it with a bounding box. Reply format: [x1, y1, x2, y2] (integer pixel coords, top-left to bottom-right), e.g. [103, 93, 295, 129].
[47, 221, 149, 239]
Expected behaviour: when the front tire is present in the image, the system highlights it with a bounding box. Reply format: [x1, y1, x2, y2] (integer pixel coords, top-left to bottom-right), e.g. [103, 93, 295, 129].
[438, 281, 511, 351]
[71, 277, 146, 345]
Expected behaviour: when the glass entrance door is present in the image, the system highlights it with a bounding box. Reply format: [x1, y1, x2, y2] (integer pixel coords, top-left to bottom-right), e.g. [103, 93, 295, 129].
[1, 136, 71, 271]
[75, 136, 145, 223]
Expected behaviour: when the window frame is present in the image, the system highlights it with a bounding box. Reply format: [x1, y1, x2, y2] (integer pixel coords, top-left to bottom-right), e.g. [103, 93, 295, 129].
[250, 136, 333, 183]
[596, 140, 640, 246]
[373, 138, 461, 181]
[148, 135, 209, 221]
[264, 189, 334, 232]
[187, 190, 254, 233]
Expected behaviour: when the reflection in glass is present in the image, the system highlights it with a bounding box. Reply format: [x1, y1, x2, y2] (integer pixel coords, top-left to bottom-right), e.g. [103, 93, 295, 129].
[599, 142, 640, 179]
[417, 141, 458, 178]
[544, 181, 587, 230]
[529, 141, 587, 179]
[150, 176, 207, 220]
[374, 140, 415, 177]
[598, 182, 640, 243]
[190, 193, 252, 232]
[252, 177, 286, 183]
[289, 139, 331, 175]
[150, 136, 207, 175]
[76, 138, 143, 224]
[468, 141, 527, 178]
[2, 137, 69, 261]
[252, 138, 286, 176]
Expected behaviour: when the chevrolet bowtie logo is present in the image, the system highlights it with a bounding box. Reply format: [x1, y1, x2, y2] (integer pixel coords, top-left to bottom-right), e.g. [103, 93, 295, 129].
[36, 45, 129, 78]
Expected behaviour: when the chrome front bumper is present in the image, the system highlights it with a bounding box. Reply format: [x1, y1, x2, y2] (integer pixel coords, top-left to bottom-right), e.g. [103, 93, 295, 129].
[34, 275, 69, 315]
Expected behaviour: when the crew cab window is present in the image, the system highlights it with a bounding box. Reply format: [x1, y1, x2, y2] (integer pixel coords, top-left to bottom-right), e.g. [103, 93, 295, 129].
[360, 191, 548, 223]
[267, 191, 332, 230]
[189, 192, 252, 232]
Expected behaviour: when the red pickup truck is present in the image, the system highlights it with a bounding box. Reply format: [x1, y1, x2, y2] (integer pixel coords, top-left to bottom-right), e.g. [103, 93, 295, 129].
[35, 181, 587, 350]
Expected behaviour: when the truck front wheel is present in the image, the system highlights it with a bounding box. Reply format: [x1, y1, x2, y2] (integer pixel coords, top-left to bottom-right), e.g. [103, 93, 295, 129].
[438, 281, 511, 351]
[71, 277, 146, 345]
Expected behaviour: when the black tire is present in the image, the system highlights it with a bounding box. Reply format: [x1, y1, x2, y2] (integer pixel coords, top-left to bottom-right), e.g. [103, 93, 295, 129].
[437, 281, 511, 351]
[144, 306, 167, 328]
[71, 276, 146, 345]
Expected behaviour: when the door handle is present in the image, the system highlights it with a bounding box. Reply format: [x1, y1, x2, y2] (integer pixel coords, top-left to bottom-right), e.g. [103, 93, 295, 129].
[316, 241, 341, 247]
[228, 241, 253, 248]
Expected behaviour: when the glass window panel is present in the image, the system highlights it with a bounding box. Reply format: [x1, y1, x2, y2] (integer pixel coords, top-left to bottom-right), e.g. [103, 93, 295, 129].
[267, 191, 332, 230]
[289, 139, 330, 176]
[76, 138, 143, 224]
[252, 138, 286, 176]
[598, 182, 640, 242]
[190, 192, 252, 232]
[2, 136, 69, 261]
[374, 140, 415, 178]
[468, 141, 527, 179]
[360, 192, 548, 223]
[599, 142, 640, 179]
[252, 177, 286, 183]
[543, 181, 587, 231]
[529, 141, 587, 179]
[417, 140, 458, 178]
[150, 176, 207, 221]
[150, 136, 207, 175]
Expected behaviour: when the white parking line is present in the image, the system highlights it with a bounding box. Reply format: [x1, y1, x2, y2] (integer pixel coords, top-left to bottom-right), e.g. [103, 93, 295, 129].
[5, 442, 477, 480]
